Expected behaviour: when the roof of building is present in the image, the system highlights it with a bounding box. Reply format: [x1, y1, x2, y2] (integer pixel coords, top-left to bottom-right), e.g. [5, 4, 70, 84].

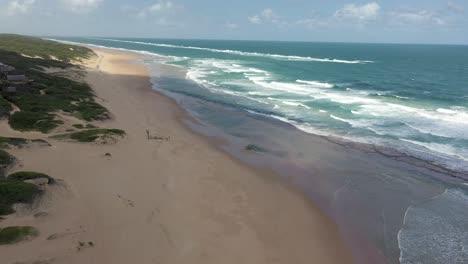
[7, 75, 28, 81]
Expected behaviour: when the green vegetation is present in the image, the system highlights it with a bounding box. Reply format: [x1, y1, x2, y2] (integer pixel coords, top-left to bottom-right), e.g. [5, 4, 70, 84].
[0, 226, 38, 245]
[73, 123, 98, 129]
[52, 129, 126, 143]
[31, 139, 50, 145]
[245, 144, 267, 153]
[9, 111, 63, 133]
[0, 137, 28, 149]
[0, 34, 109, 133]
[0, 137, 51, 149]
[0, 34, 92, 62]
[0, 95, 12, 119]
[0, 149, 15, 169]
[0, 137, 50, 149]
[8, 172, 55, 184]
[0, 180, 40, 216]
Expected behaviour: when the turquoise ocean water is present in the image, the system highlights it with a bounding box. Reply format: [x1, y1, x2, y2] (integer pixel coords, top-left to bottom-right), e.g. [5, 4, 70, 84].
[49, 37, 468, 264]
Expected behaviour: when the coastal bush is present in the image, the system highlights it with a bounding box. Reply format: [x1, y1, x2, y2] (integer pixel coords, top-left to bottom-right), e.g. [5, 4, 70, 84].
[9, 111, 63, 133]
[8, 171, 55, 184]
[0, 180, 40, 216]
[52, 129, 125, 143]
[0, 137, 28, 149]
[0, 95, 12, 119]
[0, 35, 110, 133]
[0, 149, 15, 169]
[31, 139, 51, 146]
[72, 124, 84, 129]
[0, 226, 38, 245]
[0, 137, 50, 149]
[0, 203, 14, 215]
[75, 101, 109, 121]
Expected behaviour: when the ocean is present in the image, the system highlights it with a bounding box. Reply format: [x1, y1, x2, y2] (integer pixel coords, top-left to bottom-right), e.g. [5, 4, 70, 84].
[50, 37, 468, 264]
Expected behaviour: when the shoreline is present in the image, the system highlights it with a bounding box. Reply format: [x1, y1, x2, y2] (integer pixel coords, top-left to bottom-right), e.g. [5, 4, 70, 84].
[0, 46, 353, 263]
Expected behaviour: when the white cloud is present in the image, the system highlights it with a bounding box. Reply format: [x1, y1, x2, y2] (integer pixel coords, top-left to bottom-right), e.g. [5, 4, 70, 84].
[248, 8, 287, 28]
[295, 18, 329, 29]
[390, 10, 446, 26]
[447, 1, 464, 13]
[148, 1, 173, 12]
[5, 0, 35, 16]
[225, 22, 238, 29]
[136, 0, 175, 19]
[61, 0, 104, 13]
[248, 15, 261, 24]
[334, 2, 380, 21]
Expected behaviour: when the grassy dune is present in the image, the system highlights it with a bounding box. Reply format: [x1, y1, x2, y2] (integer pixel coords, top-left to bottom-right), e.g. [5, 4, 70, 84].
[0, 34, 109, 133]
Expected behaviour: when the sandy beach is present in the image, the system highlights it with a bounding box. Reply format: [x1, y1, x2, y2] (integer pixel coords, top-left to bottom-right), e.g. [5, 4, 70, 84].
[0, 48, 352, 264]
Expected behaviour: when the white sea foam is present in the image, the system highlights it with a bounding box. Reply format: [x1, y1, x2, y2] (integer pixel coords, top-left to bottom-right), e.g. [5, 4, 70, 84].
[398, 189, 468, 264]
[296, 80, 334, 88]
[91, 38, 373, 64]
[400, 139, 468, 162]
[281, 101, 311, 109]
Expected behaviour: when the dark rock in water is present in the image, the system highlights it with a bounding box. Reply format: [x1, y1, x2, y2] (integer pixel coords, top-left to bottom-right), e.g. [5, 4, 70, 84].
[105, 153, 112, 157]
[245, 144, 267, 153]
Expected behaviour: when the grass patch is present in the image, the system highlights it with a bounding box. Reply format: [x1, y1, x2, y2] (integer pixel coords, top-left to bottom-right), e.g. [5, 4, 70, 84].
[72, 124, 84, 129]
[0, 137, 28, 149]
[31, 139, 50, 145]
[0, 226, 38, 245]
[0, 34, 92, 62]
[0, 149, 15, 169]
[8, 172, 55, 184]
[52, 129, 125, 143]
[8, 111, 63, 133]
[0, 204, 14, 215]
[0, 137, 50, 149]
[0, 180, 40, 216]
[0, 95, 12, 119]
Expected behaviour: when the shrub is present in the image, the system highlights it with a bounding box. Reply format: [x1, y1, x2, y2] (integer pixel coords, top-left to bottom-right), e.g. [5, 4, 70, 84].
[0, 226, 38, 245]
[9, 111, 63, 133]
[0, 180, 40, 215]
[8, 171, 55, 184]
[53, 129, 125, 143]
[0, 149, 15, 169]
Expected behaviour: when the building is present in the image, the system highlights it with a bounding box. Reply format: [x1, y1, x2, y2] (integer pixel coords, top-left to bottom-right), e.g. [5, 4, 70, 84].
[0, 63, 15, 73]
[4, 86, 17, 93]
[6, 74, 28, 84]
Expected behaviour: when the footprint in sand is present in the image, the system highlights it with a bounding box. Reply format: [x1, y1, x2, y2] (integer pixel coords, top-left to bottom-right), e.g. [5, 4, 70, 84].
[117, 195, 134, 207]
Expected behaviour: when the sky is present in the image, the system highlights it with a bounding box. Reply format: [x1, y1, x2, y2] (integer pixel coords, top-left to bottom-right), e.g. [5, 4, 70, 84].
[0, 0, 467, 44]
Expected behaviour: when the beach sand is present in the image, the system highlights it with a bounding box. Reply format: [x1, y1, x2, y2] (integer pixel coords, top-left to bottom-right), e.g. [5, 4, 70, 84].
[0, 48, 352, 264]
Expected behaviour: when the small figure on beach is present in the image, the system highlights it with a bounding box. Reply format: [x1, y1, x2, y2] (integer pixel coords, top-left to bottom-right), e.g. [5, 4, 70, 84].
[145, 129, 170, 141]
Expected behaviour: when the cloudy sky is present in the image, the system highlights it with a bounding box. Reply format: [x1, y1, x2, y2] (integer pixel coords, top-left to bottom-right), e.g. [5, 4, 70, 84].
[0, 0, 467, 44]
